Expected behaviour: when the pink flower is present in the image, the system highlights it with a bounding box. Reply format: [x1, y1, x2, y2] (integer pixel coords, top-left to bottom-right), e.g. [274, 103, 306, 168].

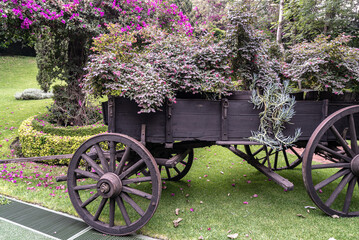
[190, 208, 194, 212]
[243, 201, 248, 204]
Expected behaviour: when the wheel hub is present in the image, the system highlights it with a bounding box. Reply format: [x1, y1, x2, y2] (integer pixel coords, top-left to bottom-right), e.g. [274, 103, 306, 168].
[97, 172, 122, 198]
[351, 155, 359, 176]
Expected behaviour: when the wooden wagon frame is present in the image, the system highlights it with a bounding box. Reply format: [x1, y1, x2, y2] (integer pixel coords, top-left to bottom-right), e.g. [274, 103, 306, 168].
[3, 91, 359, 236]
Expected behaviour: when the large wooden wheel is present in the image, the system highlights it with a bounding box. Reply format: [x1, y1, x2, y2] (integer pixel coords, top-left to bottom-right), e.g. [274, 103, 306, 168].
[303, 105, 359, 217]
[245, 145, 302, 171]
[67, 133, 161, 235]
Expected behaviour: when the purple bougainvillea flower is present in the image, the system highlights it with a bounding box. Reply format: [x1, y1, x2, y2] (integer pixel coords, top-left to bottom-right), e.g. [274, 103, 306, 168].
[243, 201, 248, 204]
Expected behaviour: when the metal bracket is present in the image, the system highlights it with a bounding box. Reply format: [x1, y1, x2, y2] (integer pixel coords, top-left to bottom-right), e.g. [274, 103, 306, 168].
[221, 98, 229, 140]
[108, 96, 116, 133]
[141, 124, 146, 146]
[165, 101, 173, 146]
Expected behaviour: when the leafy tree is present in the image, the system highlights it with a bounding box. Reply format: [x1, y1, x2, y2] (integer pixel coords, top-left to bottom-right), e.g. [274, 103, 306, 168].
[283, 0, 359, 47]
[0, 0, 192, 125]
[287, 34, 359, 93]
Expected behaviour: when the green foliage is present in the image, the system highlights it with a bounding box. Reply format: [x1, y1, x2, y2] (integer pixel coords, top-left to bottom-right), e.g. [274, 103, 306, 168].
[18, 116, 106, 165]
[34, 29, 67, 92]
[225, 2, 286, 90]
[250, 81, 301, 149]
[287, 34, 359, 93]
[84, 25, 234, 112]
[14, 88, 53, 100]
[32, 113, 107, 137]
[283, 0, 359, 47]
[189, 0, 228, 31]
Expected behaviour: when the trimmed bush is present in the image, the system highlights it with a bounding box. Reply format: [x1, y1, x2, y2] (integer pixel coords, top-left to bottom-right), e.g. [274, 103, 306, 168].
[15, 88, 53, 100]
[32, 113, 107, 137]
[18, 116, 107, 165]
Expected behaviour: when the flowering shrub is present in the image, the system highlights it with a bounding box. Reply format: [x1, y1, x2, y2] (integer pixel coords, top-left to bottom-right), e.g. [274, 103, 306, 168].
[83, 25, 234, 112]
[18, 116, 106, 165]
[287, 34, 359, 93]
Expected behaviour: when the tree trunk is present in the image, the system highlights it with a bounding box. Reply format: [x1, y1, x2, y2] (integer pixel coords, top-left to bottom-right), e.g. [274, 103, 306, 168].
[66, 35, 88, 126]
[276, 0, 285, 52]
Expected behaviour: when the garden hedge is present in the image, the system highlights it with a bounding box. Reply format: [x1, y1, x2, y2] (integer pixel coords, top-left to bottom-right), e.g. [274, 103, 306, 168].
[18, 116, 107, 165]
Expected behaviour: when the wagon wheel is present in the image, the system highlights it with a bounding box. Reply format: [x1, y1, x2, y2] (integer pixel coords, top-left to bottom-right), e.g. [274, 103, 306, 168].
[67, 133, 161, 236]
[149, 147, 194, 181]
[244, 145, 302, 171]
[159, 149, 193, 181]
[303, 105, 359, 217]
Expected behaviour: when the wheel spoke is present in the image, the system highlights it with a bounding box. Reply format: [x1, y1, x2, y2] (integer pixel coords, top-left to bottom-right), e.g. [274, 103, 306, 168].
[122, 176, 152, 185]
[109, 141, 116, 172]
[266, 148, 272, 169]
[349, 114, 359, 154]
[93, 198, 108, 221]
[74, 184, 97, 191]
[116, 196, 131, 226]
[94, 144, 109, 172]
[121, 193, 145, 216]
[81, 193, 100, 208]
[165, 167, 171, 179]
[317, 144, 352, 162]
[289, 146, 301, 159]
[330, 125, 355, 157]
[109, 198, 115, 227]
[81, 154, 104, 177]
[119, 159, 145, 179]
[282, 149, 290, 168]
[343, 176, 357, 213]
[115, 147, 131, 175]
[173, 167, 181, 175]
[122, 186, 152, 200]
[315, 169, 351, 191]
[325, 173, 354, 207]
[74, 169, 100, 181]
[180, 160, 187, 166]
[252, 146, 265, 157]
[311, 163, 351, 169]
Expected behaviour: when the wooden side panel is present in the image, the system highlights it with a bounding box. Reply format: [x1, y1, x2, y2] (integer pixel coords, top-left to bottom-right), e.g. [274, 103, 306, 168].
[282, 101, 325, 141]
[114, 98, 166, 142]
[227, 100, 261, 140]
[171, 99, 221, 141]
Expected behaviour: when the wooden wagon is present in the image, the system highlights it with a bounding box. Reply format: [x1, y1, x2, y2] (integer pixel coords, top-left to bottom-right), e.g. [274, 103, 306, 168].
[5, 91, 359, 236]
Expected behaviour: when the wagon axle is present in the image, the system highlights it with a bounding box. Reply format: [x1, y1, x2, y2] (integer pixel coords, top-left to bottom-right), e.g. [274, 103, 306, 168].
[97, 172, 123, 198]
[350, 155, 359, 176]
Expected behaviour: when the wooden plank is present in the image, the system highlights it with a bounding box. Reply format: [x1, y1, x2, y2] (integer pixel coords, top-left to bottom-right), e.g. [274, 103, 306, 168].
[0, 154, 73, 164]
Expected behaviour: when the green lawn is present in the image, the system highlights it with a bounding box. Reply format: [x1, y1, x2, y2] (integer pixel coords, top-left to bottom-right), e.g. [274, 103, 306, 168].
[1, 56, 359, 240]
[0, 56, 52, 159]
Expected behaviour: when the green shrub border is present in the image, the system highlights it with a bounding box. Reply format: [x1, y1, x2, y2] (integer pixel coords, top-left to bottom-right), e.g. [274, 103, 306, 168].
[32, 113, 107, 137]
[19, 116, 107, 165]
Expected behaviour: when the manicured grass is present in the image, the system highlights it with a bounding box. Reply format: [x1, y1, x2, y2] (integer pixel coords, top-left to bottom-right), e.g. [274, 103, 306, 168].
[0, 56, 52, 159]
[1, 56, 359, 240]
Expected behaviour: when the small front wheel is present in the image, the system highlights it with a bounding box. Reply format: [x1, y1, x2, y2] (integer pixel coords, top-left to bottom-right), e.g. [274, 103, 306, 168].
[67, 133, 161, 235]
[245, 145, 302, 171]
